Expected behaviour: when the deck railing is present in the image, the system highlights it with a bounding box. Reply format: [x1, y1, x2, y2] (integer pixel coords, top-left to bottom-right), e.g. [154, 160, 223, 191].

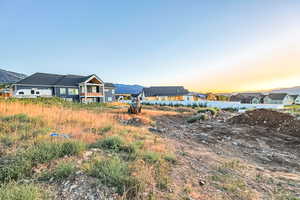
[80, 92, 103, 97]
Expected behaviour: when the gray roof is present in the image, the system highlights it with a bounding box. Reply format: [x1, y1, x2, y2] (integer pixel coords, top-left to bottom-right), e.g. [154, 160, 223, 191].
[104, 82, 115, 88]
[143, 86, 189, 97]
[15, 72, 104, 87]
[236, 93, 263, 97]
[290, 95, 299, 100]
[267, 93, 289, 100]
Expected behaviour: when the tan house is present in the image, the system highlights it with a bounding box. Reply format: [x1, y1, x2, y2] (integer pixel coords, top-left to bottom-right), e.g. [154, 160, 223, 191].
[142, 86, 190, 101]
[206, 93, 217, 101]
[263, 93, 294, 105]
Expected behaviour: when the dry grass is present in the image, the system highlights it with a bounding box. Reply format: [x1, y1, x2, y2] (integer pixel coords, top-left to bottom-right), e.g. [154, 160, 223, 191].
[0, 100, 175, 199]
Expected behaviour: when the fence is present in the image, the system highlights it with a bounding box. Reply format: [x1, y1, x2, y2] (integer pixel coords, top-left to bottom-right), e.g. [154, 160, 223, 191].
[140, 100, 284, 110]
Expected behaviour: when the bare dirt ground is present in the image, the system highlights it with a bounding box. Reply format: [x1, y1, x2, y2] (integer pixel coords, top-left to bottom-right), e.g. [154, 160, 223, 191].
[149, 109, 300, 200]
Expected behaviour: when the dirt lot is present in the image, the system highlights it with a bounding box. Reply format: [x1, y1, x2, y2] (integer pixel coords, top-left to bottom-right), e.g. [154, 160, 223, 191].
[148, 108, 300, 199]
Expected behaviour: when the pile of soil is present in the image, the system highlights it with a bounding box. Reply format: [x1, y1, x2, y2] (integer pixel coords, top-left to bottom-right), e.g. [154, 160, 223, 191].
[229, 109, 300, 136]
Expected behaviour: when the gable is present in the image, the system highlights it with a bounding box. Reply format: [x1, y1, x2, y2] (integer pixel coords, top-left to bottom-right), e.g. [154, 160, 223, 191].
[83, 75, 103, 85]
[87, 77, 101, 84]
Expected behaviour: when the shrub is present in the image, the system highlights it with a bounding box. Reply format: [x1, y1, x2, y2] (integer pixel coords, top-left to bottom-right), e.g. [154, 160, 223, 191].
[163, 154, 177, 164]
[186, 114, 208, 123]
[142, 151, 161, 164]
[90, 136, 125, 152]
[0, 182, 44, 200]
[0, 141, 85, 183]
[1, 114, 31, 123]
[91, 126, 112, 135]
[88, 157, 140, 195]
[222, 108, 238, 112]
[27, 141, 85, 165]
[197, 107, 219, 116]
[0, 156, 31, 183]
[39, 162, 76, 181]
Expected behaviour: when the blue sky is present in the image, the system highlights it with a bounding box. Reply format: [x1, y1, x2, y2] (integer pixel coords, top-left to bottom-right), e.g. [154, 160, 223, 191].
[1, 0, 300, 92]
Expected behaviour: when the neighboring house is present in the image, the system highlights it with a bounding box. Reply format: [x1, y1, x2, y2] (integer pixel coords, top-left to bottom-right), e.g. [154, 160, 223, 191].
[229, 93, 263, 104]
[291, 95, 300, 105]
[12, 72, 115, 103]
[206, 93, 217, 101]
[104, 83, 116, 102]
[263, 93, 294, 105]
[142, 86, 189, 101]
[0, 88, 12, 98]
[184, 92, 206, 101]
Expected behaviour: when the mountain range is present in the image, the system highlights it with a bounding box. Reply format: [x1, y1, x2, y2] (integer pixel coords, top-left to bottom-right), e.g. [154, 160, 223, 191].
[114, 84, 144, 94]
[268, 86, 300, 94]
[0, 68, 27, 84]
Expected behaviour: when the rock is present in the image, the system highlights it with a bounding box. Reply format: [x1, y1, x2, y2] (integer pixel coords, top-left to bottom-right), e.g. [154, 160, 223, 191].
[198, 179, 206, 186]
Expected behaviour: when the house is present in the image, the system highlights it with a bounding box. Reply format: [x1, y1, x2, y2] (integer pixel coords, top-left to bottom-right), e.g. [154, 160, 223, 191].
[104, 83, 116, 102]
[291, 95, 300, 105]
[0, 88, 12, 98]
[12, 72, 115, 103]
[142, 86, 190, 101]
[184, 92, 206, 101]
[206, 93, 217, 101]
[229, 93, 263, 104]
[263, 93, 294, 105]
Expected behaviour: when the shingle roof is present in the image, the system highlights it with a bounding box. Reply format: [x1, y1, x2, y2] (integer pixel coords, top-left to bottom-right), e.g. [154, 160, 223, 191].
[143, 86, 189, 97]
[104, 82, 115, 88]
[15, 73, 100, 87]
[230, 93, 264, 103]
[267, 93, 289, 100]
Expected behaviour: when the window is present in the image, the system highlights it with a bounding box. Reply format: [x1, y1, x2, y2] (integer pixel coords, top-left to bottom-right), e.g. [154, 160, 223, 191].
[107, 97, 112, 102]
[18, 91, 24, 95]
[31, 90, 35, 94]
[60, 88, 66, 95]
[68, 88, 78, 95]
[112, 89, 115, 94]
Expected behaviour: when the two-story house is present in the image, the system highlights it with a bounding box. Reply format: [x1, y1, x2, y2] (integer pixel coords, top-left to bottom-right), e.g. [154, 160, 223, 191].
[12, 72, 115, 103]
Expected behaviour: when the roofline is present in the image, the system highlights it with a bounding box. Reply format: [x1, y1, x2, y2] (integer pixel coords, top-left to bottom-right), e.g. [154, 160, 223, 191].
[13, 83, 79, 88]
[84, 74, 104, 84]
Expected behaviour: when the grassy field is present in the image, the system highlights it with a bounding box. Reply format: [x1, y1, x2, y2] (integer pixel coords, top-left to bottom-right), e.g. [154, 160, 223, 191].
[0, 98, 176, 200]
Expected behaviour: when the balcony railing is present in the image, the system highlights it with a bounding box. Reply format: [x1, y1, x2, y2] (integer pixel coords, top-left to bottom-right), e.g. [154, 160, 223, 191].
[80, 92, 103, 97]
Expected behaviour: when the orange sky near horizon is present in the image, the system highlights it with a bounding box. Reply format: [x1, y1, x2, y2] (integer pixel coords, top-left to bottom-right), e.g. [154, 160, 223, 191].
[185, 42, 300, 93]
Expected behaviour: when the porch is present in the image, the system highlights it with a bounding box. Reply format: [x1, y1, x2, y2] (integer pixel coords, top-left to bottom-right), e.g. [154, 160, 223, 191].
[79, 75, 105, 103]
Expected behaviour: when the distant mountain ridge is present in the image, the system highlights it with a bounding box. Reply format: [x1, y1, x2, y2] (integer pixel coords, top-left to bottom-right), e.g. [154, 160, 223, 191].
[0, 68, 27, 84]
[114, 84, 144, 94]
[269, 86, 300, 94]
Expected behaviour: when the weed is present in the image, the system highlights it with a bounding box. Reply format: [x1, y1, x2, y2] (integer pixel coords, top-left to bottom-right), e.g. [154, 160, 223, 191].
[91, 126, 112, 135]
[197, 107, 219, 116]
[88, 157, 140, 196]
[28, 141, 85, 165]
[90, 136, 124, 151]
[187, 114, 208, 123]
[163, 154, 177, 164]
[143, 151, 161, 164]
[0, 182, 45, 200]
[39, 162, 76, 181]
[0, 141, 85, 183]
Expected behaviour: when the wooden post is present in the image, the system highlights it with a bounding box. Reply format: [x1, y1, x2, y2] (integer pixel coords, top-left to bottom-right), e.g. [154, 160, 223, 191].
[85, 83, 87, 103]
[102, 83, 105, 103]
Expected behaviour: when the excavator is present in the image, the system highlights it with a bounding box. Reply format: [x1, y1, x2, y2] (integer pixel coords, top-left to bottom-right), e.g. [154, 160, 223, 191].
[128, 94, 142, 114]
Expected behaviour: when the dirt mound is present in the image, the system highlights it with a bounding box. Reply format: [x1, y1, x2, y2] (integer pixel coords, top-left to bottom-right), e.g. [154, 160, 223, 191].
[229, 109, 300, 136]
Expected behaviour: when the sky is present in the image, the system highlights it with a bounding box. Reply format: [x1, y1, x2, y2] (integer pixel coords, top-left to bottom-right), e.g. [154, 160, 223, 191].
[1, 0, 300, 92]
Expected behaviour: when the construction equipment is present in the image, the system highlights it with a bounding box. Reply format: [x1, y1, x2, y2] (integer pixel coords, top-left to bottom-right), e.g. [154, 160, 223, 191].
[128, 96, 142, 114]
